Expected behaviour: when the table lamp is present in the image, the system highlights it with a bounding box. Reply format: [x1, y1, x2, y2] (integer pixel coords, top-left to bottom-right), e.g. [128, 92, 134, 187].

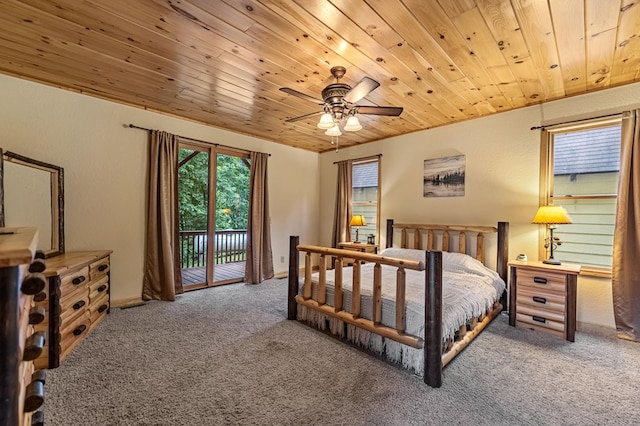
[349, 215, 366, 243]
[532, 205, 572, 265]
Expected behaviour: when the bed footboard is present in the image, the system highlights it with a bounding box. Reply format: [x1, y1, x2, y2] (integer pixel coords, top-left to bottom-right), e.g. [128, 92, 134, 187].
[287, 236, 445, 387]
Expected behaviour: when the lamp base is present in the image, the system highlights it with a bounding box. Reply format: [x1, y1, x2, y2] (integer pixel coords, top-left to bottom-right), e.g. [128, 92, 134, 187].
[542, 259, 562, 265]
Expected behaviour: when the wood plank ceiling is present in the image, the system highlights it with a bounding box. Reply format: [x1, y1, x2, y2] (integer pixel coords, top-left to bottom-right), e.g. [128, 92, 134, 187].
[0, 0, 638, 152]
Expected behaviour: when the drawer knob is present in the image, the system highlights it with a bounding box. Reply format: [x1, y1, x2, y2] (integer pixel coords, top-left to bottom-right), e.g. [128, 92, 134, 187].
[97, 284, 107, 292]
[29, 258, 46, 273]
[24, 380, 45, 412]
[72, 300, 86, 310]
[532, 296, 548, 304]
[533, 277, 548, 284]
[72, 275, 86, 285]
[31, 369, 47, 385]
[23, 331, 46, 361]
[98, 304, 108, 313]
[98, 264, 109, 272]
[532, 315, 547, 324]
[34, 291, 47, 302]
[21, 273, 47, 295]
[34, 250, 46, 260]
[29, 306, 46, 324]
[31, 411, 44, 426]
[73, 324, 87, 336]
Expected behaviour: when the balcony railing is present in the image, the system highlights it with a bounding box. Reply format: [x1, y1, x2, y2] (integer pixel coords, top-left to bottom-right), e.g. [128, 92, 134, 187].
[179, 229, 247, 268]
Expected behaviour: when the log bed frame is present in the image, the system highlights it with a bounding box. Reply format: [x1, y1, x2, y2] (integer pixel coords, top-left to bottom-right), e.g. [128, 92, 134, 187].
[287, 219, 509, 388]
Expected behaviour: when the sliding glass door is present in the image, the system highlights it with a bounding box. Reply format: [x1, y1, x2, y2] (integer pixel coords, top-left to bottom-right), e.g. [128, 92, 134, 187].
[178, 143, 249, 289]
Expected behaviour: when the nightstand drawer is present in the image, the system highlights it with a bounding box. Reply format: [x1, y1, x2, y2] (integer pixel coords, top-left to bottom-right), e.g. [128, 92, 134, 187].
[516, 269, 567, 293]
[516, 288, 566, 314]
[516, 304, 565, 324]
[516, 313, 565, 338]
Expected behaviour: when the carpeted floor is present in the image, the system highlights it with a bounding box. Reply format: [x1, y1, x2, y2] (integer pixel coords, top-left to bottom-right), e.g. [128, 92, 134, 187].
[43, 278, 639, 426]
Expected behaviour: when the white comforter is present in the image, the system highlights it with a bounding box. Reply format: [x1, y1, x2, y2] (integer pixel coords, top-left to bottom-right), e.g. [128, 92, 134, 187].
[302, 248, 506, 343]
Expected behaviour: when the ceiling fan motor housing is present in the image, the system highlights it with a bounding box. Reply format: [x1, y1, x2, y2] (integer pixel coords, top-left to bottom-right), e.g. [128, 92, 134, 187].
[322, 83, 351, 119]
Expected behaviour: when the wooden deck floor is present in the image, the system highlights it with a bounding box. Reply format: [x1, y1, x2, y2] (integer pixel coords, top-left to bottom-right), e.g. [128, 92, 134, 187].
[181, 261, 246, 286]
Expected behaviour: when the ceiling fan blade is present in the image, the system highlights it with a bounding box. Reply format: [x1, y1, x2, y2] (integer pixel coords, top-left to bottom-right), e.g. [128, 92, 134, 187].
[285, 110, 324, 123]
[355, 106, 403, 116]
[279, 87, 324, 104]
[343, 77, 380, 104]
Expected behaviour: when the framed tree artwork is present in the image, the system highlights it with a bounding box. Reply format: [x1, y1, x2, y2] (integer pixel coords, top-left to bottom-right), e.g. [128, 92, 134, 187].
[423, 155, 465, 197]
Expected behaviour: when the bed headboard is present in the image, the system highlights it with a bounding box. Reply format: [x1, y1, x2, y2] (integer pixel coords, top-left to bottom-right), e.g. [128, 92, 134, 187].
[385, 219, 509, 284]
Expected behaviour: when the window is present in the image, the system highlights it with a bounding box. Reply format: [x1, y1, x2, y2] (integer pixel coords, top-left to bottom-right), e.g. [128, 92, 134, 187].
[542, 120, 621, 275]
[351, 158, 380, 244]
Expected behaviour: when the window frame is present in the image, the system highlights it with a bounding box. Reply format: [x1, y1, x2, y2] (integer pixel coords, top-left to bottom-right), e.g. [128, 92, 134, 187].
[539, 117, 621, 278]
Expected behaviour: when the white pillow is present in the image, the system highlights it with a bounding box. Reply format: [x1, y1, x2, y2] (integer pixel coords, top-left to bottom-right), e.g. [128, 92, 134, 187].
[379, 247, 426, 263]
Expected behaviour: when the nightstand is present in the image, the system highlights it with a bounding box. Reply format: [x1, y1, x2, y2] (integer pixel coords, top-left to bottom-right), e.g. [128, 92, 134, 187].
[338, 242, 377, 265]
[338, 242, 378, 254]
[508, 260, 581, 341]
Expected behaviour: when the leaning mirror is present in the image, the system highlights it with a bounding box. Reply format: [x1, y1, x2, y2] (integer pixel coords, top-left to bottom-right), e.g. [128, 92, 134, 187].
[0, 149, 65, 257]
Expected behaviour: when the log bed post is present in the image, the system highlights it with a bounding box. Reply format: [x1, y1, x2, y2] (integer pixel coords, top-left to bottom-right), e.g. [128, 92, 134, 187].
[424, 250, 443, 388]
[287, 236, 300, 320]
[497, 222, 509, 311]
[386, 219, 394, 248]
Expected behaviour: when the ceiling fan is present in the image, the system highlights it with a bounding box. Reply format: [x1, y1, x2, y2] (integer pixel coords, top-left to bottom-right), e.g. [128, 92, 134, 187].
[279, 66, 403, 135]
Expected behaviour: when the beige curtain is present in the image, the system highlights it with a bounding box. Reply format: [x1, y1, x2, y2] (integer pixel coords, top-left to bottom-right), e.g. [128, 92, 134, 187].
[142, 130, 182, 301]
[244, 151, 274, 284]
[331, 160, 353, 248]
[612, 109, 640, 342]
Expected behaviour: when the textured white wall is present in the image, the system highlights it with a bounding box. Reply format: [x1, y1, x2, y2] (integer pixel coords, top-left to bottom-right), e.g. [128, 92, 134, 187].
[0, 74, 319, 303]
[319, 82, 640, 329]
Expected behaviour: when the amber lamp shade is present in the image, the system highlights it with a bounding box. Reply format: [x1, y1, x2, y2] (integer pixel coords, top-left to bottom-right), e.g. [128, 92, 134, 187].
[349, 215, 366, 243]
[532, 205, 572, 265]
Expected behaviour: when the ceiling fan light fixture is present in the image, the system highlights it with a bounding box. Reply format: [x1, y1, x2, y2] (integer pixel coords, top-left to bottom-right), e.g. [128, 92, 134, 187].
[325, 124, 342, 137]
[317, 113, 334, 129]
[344, 115, 362, 132]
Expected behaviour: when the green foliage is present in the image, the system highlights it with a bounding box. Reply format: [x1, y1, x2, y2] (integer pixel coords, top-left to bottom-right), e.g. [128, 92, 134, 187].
[178, 149, 249, 231]
[215, 154, 249, 230]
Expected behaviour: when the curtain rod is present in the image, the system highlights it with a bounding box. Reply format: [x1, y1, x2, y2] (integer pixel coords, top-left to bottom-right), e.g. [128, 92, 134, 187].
[126, 124, 270, 156]
[530, 112, 623, 131]
[333, 153, 382, 164]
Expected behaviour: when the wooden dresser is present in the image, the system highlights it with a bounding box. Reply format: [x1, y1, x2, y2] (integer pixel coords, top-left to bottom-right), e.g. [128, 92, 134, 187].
[508, 260, 581, 341]
[0, 227, 47, 426]
[34, 250, 112, 369]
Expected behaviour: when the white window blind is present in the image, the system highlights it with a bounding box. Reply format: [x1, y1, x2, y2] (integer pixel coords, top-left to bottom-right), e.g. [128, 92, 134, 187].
[351, 159, 379, 243]
[549, 124, 620, 269]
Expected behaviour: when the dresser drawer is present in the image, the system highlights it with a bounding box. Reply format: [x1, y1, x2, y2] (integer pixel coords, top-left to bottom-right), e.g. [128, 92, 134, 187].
[60, 313, 90, 353]
[516, 287, 566, 314]
[90, 293, 110, 323]
[60, 266, 90, 298]
[90, 257, 110, 280]
[89, 275, 109, 303]
[516, 269, 567, 293]
[61, 293, 90, 327]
